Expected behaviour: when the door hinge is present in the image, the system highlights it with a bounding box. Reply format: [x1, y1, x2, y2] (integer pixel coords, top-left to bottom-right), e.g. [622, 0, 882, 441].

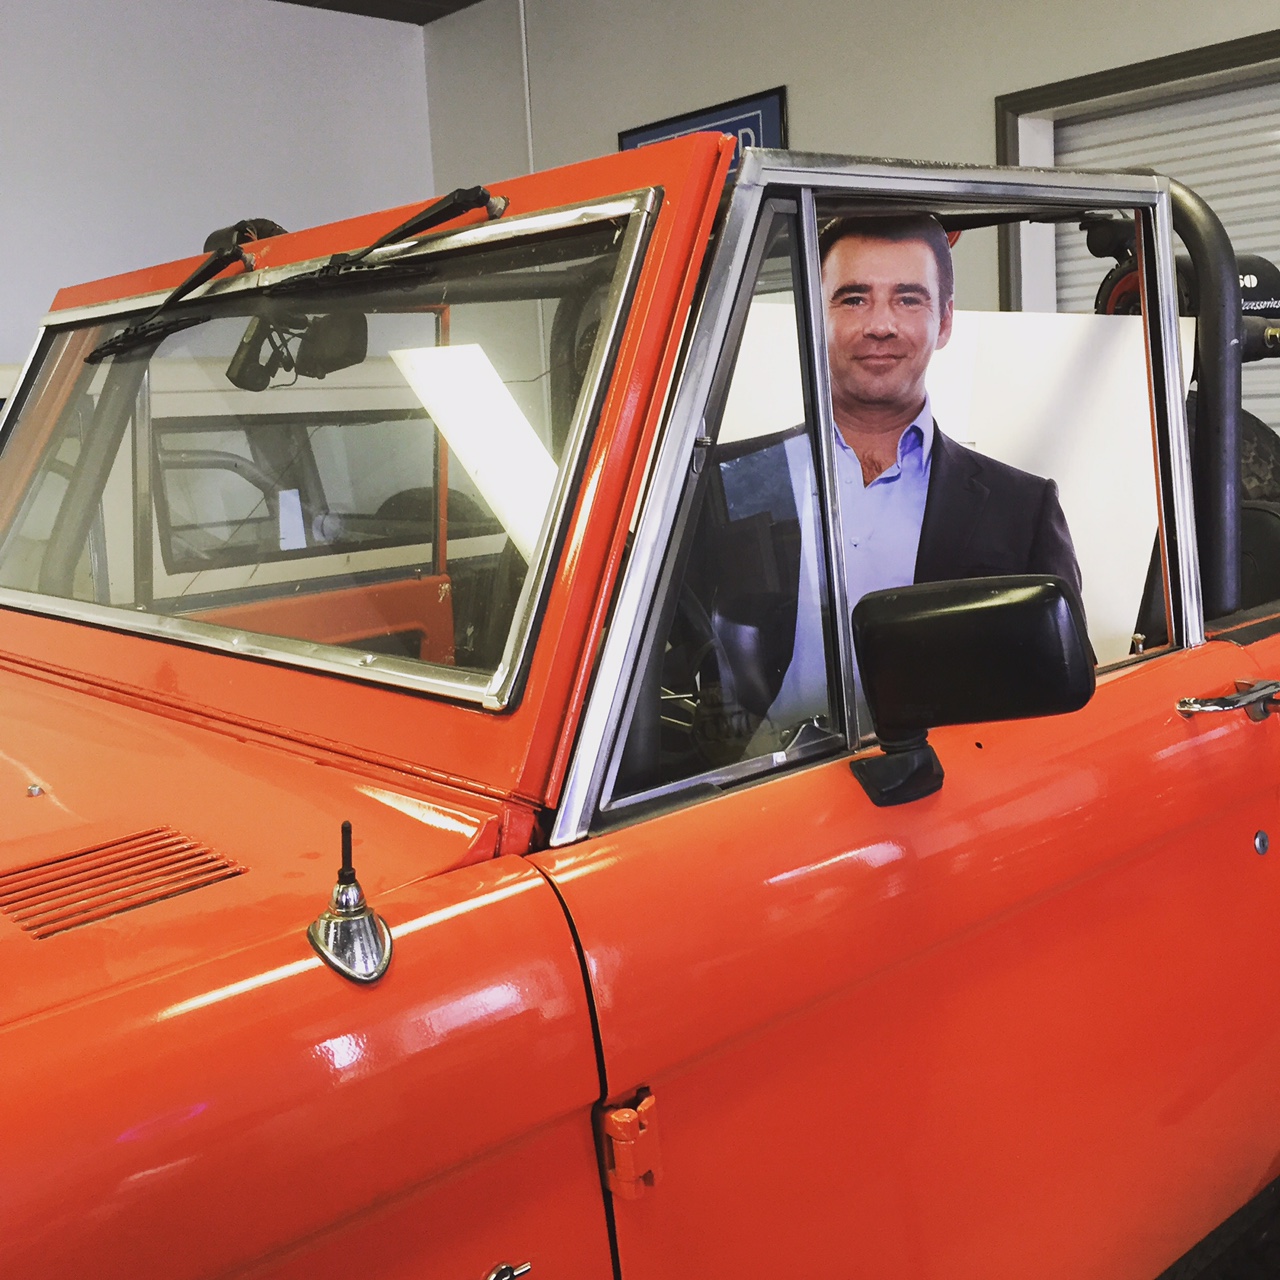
[599, 1091, 662, 1200]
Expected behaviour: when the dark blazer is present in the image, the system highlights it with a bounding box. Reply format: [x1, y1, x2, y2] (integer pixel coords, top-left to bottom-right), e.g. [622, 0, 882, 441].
[914, 427, 1083, 601]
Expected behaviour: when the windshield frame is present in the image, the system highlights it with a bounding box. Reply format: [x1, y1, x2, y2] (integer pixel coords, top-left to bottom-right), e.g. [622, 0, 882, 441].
[0, 189, 659, 711]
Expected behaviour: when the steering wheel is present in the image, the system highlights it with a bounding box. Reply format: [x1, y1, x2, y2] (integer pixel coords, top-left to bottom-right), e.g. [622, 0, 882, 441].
[659, 586, 756, 774]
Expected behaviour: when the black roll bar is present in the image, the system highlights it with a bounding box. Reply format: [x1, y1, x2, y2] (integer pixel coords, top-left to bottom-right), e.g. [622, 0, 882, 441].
[1170, 179, 1241, 618]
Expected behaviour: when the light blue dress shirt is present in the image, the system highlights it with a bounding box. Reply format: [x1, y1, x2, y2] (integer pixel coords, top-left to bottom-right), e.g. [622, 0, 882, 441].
[755, 400, 935, 747]
[833, 395, 934, 613]
[833, 396, 934, 734]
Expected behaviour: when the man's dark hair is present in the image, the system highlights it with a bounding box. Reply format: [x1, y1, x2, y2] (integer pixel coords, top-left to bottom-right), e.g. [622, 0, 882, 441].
[819, 214, 954, 306]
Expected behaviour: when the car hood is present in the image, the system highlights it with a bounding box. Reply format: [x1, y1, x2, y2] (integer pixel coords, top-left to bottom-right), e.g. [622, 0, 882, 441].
[0, 663, 505, 1029]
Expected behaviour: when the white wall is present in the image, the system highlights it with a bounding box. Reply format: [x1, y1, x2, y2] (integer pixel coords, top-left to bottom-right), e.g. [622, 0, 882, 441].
[1, 0, 435, 363]
[425, 0, 530, 195]
[425, 0, 1279, 310]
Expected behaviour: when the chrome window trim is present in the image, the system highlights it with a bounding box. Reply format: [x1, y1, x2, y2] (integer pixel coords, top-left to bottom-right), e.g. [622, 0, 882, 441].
[744, 149, 1169, 208]
[590, 198, 834, 822]
[1147, 185, 1203, 646]
[743, 156, 1202, 660]
[549, 169, 769, 846]
[6, 191, 658, 712]
[43, 194, 655, 329]
[552, 150, 1202, 846]
[798, 187, 859, 741]
[600, 720, 843, 815]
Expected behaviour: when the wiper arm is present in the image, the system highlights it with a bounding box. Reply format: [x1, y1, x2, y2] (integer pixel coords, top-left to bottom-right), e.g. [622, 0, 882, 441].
[86, 312, 214, 363]
[268, 186, 507, 295]
[87, 241, 252, 363]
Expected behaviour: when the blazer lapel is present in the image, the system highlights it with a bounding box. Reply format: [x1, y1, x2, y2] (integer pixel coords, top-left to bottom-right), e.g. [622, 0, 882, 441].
[914, 426, 989, 582]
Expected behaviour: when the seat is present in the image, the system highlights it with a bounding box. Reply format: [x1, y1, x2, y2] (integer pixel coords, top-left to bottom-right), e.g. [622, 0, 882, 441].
[1133, 395, 1280, 645]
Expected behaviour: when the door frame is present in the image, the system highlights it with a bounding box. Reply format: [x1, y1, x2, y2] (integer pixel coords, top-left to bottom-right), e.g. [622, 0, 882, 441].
[551, 152, 1200, 845]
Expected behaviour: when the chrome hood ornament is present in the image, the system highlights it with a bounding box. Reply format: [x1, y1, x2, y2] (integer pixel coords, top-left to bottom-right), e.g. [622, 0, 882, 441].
[307, 821, 392, 983]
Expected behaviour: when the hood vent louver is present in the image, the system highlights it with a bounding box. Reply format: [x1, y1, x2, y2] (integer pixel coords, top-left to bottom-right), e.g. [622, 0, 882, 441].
[0, 827, 247, 939]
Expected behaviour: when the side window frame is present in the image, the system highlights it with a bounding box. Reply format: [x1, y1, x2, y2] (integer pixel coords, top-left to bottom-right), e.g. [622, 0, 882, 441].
[798, 187, 865, 741]
[550, 160, 1200, 849]
[1135, 200, 1203, 650]
[593, 197, 847, 825]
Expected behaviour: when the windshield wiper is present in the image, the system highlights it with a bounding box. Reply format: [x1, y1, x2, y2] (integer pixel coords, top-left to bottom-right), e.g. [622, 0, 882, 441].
[87, 241, 253, 363]
[268, 185, 506, 295]
[87, 312, 214, 362]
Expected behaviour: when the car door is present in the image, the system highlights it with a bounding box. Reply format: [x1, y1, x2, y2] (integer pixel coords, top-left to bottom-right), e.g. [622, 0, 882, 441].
[535, 160, 1280, 1279]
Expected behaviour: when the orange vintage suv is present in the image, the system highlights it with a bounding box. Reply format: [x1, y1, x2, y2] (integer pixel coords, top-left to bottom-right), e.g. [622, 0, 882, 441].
[3, 132, 1279, 1280]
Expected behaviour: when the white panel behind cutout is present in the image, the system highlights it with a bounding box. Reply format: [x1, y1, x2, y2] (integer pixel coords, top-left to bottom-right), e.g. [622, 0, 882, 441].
[697, 301, 1195, 667]
[928, 311, 1194, 665]
[719, 300, 804, 444]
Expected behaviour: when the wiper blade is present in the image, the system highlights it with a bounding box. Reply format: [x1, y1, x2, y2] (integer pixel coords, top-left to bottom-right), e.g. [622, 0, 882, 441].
[265, 258, 442, 298]
[87, 241, 252, 364]
[268, 185, 506, 296]
[86, 312, 213, 363]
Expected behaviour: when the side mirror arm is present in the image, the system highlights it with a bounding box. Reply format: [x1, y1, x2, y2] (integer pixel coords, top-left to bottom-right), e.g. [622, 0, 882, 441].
[850, 736, 944, 807]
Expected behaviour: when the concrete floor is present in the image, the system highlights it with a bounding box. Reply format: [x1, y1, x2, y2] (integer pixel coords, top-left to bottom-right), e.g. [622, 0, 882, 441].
[1197, 1217, 1280, 1278]
[1159, 1183, 1280, 1280]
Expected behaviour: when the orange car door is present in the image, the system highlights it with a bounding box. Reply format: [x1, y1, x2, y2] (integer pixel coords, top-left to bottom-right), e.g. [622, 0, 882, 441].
[539, 651, 1280, 1280]
[537, 170, 1280, 1279]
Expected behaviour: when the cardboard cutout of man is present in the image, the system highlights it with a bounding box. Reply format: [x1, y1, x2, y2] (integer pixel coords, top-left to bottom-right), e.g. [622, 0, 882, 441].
[820, 215, 1082, 610]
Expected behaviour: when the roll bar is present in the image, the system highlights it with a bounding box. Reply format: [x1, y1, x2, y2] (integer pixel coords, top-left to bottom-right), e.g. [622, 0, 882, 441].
[1170, 179, 1241, 618]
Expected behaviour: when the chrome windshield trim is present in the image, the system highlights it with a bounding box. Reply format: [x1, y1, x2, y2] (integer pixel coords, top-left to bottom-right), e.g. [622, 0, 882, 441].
[11, 191, 658, 712]
[549, 171, 767, 847]
[0, 328, 48, 448]
[389, 194, 650, 262]
[0, 587, 495, 701]
[1149, 183, 1204, 647]
[488, 188, 659, 706]
[43, 193, 656, 330]
[49, 288, 209, 330]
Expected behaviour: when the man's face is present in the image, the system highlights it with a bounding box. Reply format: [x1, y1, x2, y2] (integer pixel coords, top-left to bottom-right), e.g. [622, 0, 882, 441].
[822, 234, 953, 426]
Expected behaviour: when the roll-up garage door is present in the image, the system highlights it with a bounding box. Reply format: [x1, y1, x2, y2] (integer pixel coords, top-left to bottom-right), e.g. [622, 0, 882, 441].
[1054, 80, 1280, 428]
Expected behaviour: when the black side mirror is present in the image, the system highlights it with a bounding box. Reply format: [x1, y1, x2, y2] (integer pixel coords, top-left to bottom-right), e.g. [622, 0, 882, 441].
[850, 575, 1094, 805]
[294, 313, 368, 380]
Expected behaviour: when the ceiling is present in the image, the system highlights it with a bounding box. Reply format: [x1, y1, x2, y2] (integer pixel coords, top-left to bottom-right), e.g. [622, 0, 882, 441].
[272, 0, 484, 24]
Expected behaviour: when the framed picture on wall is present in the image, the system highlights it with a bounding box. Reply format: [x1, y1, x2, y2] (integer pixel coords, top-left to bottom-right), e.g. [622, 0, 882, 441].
[619, 86, 788, 174]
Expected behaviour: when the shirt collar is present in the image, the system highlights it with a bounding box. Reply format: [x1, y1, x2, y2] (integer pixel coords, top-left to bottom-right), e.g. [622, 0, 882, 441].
[899, 394, 934, 467]
[834, 394, 935, 468]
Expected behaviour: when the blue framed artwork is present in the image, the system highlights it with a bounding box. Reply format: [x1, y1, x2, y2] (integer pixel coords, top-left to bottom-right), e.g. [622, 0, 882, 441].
[619, 86, 788, 174]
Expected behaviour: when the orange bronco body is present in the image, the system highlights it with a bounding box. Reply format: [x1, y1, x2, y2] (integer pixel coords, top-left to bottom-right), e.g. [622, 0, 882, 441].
[2, 132, 1278, 1279]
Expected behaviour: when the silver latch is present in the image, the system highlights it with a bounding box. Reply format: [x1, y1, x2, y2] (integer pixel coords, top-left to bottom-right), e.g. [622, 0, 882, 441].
[1177, 678, 1280, 722]
[307, 820, 392, 983]
[484, 1266, 531, 1280]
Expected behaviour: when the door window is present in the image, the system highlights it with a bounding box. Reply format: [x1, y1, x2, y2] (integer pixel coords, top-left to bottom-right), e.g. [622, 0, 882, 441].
[811, 197, 1187, 671]
[605, 208, 842, 809]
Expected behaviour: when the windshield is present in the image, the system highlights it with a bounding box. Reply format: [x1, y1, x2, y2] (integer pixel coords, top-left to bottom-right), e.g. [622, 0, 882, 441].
[0, 205, 644, 703]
